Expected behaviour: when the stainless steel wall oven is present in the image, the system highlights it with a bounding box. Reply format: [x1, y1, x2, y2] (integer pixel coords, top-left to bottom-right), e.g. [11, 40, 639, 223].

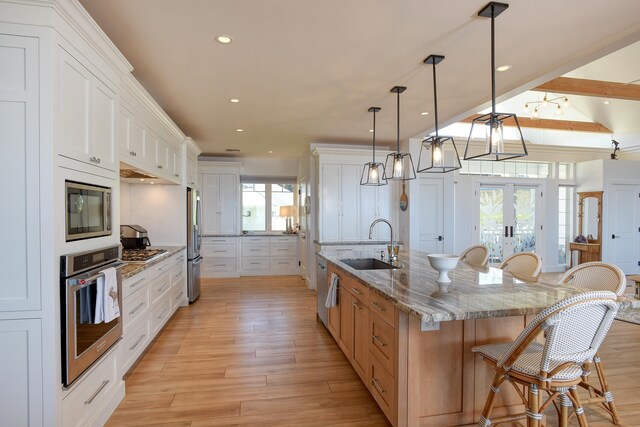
[60, 245, 124, 386]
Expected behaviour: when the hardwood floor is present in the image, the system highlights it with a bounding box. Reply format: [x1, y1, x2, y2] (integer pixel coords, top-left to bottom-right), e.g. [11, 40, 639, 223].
[106, 275, 640, 427]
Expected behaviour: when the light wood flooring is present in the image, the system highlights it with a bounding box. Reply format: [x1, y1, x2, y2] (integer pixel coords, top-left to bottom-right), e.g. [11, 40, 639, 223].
[106, 275, 640, 427]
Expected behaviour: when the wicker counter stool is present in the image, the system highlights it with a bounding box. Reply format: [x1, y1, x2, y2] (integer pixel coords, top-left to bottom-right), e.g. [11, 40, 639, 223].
[560, 262, 626, 425]
[459, 245, 490, 267]
[499, 252, 542, 278]
[473, 291, 619, 427]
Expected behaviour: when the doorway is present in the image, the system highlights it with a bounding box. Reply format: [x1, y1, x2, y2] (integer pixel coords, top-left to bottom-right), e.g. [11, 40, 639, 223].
[608, 184, 640, 274]
[476, 183, 542, 265]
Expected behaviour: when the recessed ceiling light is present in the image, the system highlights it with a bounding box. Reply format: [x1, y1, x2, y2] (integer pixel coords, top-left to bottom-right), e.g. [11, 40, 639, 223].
[268, 150, 273, 154]
[236, 128, 244, 132]
[369, 129, 374, 133]
[229, 98, 239, 103]
[139, 178, 144, 182]
[604, 100, 611, 105]
[420, 111, 429, 116]
[496, 65, 511, 72]
[216, 35, 232, 44]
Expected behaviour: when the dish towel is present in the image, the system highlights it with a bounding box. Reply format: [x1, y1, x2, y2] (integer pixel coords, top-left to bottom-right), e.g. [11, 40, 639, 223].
[325, 273, 339, 308]
[94, 267, 120, 323]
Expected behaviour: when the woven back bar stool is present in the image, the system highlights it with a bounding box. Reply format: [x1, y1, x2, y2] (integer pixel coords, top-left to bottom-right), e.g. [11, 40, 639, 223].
[459, 245, 490, 267]
[499, 252, 542, 278]
[473, 291, 619, 427]
[560, 262, 626, 425]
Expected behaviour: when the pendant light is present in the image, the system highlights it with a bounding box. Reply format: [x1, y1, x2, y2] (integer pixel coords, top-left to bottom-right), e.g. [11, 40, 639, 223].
[361, 107, 388, 186]
[383, 86, 416, 181]
[417, 55, 461, 173]
[463, 2, 527, 161]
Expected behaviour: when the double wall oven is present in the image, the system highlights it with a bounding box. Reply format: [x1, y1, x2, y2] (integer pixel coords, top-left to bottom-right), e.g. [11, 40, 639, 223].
[60, 245, 125, 386]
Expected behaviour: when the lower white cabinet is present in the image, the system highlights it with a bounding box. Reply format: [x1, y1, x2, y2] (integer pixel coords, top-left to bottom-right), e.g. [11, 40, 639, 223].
[119, 319, 149, 377]
[202, 237, 239, 278]
[241, 235, 299, 275]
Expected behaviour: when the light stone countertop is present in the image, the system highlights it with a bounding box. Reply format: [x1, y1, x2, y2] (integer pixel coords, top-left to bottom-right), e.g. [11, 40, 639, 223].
[121, 246, 186, 279]
[616, 307, 640, 325]
[319, 249, 639, 323]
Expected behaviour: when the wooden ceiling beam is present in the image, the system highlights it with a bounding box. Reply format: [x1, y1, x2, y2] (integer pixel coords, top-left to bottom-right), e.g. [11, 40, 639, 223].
[461, 114, 612, 133]
[532, 77, 640, 101]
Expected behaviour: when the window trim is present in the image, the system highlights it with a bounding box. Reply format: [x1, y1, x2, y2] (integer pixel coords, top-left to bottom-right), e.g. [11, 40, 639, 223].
[241, 180, 295, 232]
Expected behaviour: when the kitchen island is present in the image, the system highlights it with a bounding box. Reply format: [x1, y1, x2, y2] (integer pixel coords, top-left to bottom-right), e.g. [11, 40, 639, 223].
[317, 249, 634, 427]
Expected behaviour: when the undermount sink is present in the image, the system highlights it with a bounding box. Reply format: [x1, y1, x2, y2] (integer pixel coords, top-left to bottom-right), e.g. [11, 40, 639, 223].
[340, 258, 399, 270]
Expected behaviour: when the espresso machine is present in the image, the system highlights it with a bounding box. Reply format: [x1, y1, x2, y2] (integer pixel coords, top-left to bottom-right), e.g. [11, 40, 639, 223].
[120, 225, 151, 249]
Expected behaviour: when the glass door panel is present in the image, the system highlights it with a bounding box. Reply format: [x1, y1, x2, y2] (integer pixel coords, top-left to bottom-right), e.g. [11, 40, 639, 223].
[513, 186, 537, 254]
[479, 187, 505, 264]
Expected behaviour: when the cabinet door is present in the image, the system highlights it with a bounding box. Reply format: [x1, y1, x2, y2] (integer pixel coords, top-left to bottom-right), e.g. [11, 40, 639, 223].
[202, 174, 220, 233]
[186, 156, 197, 187]
[351, 298, 369, 383]
[145, 129, 159, 171]
[321, 164, 341, 242]
[58, 48, 91, 164]
[91, 78, 117, 171]
[129, 114, 145, 162]
[118, 109, 130, 158]
[360, 184, 377, 240]
[340, 165, 360, 241]
[218, 174, 238, 234]
[376, 185, 392, 240]
[155, 137, 170, 175]
[338, 287, 353, 358]
[171, 147, 182, 181]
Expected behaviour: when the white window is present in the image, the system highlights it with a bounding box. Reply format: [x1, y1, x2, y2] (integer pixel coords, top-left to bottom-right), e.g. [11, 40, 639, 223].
[241, 180, 295, 232]
[558, 186, 575, 265]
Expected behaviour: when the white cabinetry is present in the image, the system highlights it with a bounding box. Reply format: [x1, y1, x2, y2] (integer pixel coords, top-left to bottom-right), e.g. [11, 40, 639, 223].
[202, 237, 239, 278]
[360, 184, 392, 240]
[241, 235, 299, 275]
[321, 164, 360, 242]
[185, 138, 200, 188]
[58, 47, 117, 173]
[200, 162, 240, 235]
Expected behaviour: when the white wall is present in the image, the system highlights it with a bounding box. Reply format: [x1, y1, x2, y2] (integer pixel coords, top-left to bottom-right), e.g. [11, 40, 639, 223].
[576, 160, 604, 192]
[120, 183, 186, 245]
[200, 156, 299, 178]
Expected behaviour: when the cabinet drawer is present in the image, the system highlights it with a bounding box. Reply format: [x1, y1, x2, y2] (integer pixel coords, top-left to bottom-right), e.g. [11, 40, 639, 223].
[369, 355, 395, 422]
[242, 243, 270, 257]
[120, 318, 149, 376]
[203, 236, 237, 245]
[149, 259, 172, 280]
[370, 312, 396, 374]
[171, 284, 186, 311]
[270, 235, 297, 244]
[202, 258, 237, 277]
[171, 261, 185, 286]
[270, 257, 298, 271]
[346, 278, 369, 304]
[242, 257, 270, 271]
[172, 251, 186, 267]
[122, 270, 149, 300]
[243, 236, 269, 244]
[150, 271, 171, 306]
[62, 348, 118, 427]
[369, 292, 396, 328]
[270, 244, 297, 257]
[202, 244, 237, 258]
[122, 287, 149, 331]
[150, 295, 172, 336]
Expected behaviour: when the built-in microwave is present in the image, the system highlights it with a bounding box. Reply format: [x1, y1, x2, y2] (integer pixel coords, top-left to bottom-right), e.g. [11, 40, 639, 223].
[65, 181, 112, 241]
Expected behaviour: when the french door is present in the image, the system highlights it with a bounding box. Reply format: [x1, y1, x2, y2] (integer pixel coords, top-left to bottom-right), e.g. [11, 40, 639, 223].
[477, 183, 541, 265]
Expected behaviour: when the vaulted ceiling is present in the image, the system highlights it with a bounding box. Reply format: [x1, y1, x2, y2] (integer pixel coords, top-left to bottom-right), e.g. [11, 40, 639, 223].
[79, 0, 640, 157]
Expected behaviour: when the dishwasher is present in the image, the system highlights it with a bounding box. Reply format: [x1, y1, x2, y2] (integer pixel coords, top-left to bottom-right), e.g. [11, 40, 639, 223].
[316, 256, 328, 327]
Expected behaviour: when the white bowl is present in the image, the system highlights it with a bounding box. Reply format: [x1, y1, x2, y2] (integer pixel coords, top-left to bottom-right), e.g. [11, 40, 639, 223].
[427, 254, 459, 283]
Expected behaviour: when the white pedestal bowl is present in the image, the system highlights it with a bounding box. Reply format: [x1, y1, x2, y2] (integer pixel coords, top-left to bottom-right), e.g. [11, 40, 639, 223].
[427, 254, 459, 283]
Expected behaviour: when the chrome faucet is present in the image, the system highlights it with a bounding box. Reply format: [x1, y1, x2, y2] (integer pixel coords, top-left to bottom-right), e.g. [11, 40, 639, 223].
[369, 218, 396, 262]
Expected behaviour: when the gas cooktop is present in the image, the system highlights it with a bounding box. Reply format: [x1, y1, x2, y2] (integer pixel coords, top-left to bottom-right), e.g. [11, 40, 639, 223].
[121, 248, 167, 263]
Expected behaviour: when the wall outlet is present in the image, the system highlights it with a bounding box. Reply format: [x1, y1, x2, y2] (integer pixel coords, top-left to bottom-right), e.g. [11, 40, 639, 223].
[421, 320, 440, 331]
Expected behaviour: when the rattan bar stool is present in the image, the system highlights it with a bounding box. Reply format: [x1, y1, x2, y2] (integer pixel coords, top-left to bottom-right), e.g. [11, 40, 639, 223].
[560, 262, 626, 425]
[473, 291, 619, 427]
[499, 252, 542, 278]
[459, 245, 490, 267]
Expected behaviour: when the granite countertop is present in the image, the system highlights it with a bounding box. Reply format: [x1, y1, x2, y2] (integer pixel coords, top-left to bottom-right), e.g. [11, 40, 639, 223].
[315, 240, 405, 246]
[616, 307, 640, 325]
[202, 233, 298, 238]
[319, 249, 639, 323]
[121, 246, 186, 279]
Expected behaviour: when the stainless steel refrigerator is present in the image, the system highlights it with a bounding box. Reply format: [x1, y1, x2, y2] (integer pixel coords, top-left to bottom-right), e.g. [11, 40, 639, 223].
[187, 187, 202, 302]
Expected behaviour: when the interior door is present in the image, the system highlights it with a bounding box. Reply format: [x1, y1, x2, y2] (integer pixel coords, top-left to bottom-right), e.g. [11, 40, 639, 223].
[609, 184, 640, 274]
[418, 178, 444, 253]
[478, 184, 540, 265]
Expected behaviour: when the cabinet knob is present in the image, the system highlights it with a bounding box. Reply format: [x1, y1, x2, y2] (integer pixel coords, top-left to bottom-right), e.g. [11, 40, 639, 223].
[157, 165, 163, 169]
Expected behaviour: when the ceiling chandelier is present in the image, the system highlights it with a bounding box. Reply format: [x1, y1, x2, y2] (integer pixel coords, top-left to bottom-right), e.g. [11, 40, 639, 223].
[383, 86, 416, 181]
[524, 93, 570, 117]
[360, 107, 387, 186]
[417, 54, 461, 173]
[463, 1, 528, 161]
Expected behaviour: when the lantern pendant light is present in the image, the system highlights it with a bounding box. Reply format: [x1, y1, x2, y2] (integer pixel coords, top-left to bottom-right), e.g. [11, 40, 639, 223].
[417, 55, 462, 173]
[463, 1, 528, 161]
[360, 107, 387, 186]
[383, 86, 416, 181]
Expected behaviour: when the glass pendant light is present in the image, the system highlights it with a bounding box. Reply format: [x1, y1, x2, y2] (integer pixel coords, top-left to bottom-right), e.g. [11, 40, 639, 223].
[417, 55, 461, 173]
[383, 86, 416, 181]
[463, 2, 527, 161]
[360, 107, 387, 186]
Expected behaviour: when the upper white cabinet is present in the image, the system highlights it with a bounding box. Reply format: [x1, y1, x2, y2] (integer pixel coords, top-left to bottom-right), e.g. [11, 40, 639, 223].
[314, 148, 395, 244]
[185, 138, 200, 188]
[58, 47, 117, 173]
[200, 163, 240, 235]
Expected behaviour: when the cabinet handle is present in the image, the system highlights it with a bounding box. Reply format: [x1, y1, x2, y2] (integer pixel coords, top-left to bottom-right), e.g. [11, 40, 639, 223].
[175, 174, 179, 177]
[157, 165, 163, 169]
[175, 291, 184, 301]
[352, 301, 363, 311]
[371, 377, 386, 395]
[158, 308, 169, 320]
[158, 264, 169, 271]
[351, 287, 362, 295]
[129, 334, 146, 351]
[250, 262, 260, 265]
[213, 250, 226, 253]
[129, 277, 146, 289]
[129, 302, 146, 316]
[157, 283, 170, 293]
[278, 262, 289, 265]
[84, 380, 110, 405]
[371, 301, 385, 312]
[372, 335, 387, 347]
